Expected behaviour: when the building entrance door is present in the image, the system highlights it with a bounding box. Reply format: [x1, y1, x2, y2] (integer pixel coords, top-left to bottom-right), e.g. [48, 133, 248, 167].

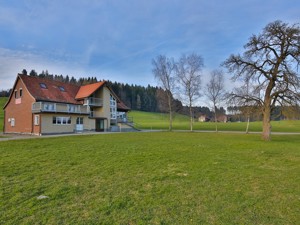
[95, 119, 105, 132]
[76, 117, 84, 132]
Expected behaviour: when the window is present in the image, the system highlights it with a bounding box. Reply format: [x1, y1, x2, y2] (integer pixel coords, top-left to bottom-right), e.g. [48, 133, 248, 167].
[11, 118, 15, 127]
[68, 105, 76, 113]
[58, 86, 65, 92]
[43, 103, 55, 111]
[53, 116, 71, 125]
[110, 95, 116, 106]
[34, 115, 40, 125]
[20, 88, 23, 97]
[14, 89, 21, 104]
[110, 95, 117, 119]
[76, 117, 83, 124]
[40, 83, 47, 89]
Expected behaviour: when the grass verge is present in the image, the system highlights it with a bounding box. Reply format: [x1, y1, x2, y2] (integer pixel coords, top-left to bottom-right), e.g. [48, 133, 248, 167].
[1, 132, 299, 224]
[129, 110, 300, 132]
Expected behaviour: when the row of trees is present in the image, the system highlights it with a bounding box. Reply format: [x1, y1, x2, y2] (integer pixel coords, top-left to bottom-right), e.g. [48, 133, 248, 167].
[153, 20, 300, 141]
[152, 54, 205, 131]
[22, 69, 99, 85]
[152, 54, 226, 132]
[228, 105, 300, 122]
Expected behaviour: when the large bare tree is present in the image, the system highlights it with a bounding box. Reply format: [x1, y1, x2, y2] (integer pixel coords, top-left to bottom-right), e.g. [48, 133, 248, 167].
[223, 21, 300, 141]
[152, 55, 176, 131]
[205, 69, 225, 132]
[176, 53, 204, 131]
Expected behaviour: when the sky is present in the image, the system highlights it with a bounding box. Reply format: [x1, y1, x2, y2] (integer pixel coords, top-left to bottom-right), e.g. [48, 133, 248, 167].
[0, 0, 299, 92]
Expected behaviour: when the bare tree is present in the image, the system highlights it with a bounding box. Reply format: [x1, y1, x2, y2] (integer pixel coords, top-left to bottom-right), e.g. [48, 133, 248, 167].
[176, 53, 204, 131]
[282, 104, 300, 120]
[228, 79, 261, 133]
[152, 55, 176, 131]
[223, 21, 300, 141]
[205, 69, 225, 132]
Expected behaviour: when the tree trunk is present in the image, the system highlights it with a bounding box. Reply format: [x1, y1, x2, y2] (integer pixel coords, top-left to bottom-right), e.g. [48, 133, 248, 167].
[214, 105, 218, 132]
[262, 81, 274, 141]
[189, 105, 193, 131]
[169, 111, 173, 131]
[262, 106, 271, 141]
[168, 95, 172, 131]
[245, 116, 250, 134]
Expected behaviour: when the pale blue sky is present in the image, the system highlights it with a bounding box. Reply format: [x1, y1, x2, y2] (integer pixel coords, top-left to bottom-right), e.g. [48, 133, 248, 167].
[0, 0, 299, 90]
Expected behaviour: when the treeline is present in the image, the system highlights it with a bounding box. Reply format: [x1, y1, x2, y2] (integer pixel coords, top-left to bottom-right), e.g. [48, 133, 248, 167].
[108, 81, 159, 112]
[24, 69, 98, 85]
[0, 69, 99, 96]
[227, 105, 300, 121]
[0, 89, 11, 97]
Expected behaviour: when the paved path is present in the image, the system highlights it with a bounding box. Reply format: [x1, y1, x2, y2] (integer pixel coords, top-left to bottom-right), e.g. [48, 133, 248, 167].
[0, 131, 116, 142]
[1, 130, 300, 142]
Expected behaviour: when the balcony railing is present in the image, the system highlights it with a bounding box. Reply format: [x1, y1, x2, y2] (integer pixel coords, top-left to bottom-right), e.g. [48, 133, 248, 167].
[32, 102, 90, 114]
[84, 97, 103, 107]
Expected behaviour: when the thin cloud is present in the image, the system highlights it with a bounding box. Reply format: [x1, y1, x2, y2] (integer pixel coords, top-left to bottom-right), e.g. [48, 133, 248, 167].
[0, 0, 299, 92]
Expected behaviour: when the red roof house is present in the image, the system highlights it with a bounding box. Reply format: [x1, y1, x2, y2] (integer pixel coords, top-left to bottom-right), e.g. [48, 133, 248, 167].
[3, 74, 130, 135]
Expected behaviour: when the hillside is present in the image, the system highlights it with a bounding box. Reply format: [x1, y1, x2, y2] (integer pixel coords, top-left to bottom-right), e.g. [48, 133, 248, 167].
[129, 111, 190, 130]
[128, 110, 300, 133]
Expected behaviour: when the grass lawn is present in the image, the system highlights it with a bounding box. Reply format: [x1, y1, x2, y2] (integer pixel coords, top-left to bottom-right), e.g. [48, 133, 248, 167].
[1, 132, 299, 224]
[0, 97, 8, 131]
[129, 110, 300, 133]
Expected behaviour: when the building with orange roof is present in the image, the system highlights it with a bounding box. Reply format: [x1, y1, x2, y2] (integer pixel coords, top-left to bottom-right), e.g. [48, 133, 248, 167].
[3, 74, 131, 135]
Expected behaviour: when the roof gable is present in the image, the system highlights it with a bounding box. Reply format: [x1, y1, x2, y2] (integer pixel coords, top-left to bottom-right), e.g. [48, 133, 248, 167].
[3, 75, 29, 109]
[75, 81, 105, 99]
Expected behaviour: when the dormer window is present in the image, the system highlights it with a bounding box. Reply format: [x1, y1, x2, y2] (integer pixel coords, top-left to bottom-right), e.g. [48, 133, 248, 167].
[58, 86, 65, 92]
[40, 83, 47, 89]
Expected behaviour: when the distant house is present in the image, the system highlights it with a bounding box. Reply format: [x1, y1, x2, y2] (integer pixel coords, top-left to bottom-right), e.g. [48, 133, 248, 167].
[198, 114, 228, 123]
[211, 115, 228, 123]
[3, 74, 130, 135]
[217, 115, 228, 123]
[198, 115, 209, 122]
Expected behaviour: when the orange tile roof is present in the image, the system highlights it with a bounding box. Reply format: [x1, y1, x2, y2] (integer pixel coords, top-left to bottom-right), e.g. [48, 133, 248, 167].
[75, 81, 106, 99]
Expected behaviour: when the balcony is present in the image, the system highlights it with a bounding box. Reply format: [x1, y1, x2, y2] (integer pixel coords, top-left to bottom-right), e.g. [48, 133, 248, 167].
[84, 97, 103, 107]
[32, 102, 90, 114]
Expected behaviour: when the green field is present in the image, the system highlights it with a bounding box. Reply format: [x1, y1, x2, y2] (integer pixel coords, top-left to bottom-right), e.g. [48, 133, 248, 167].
[129, 110, 300, 133]
[0, 97, 8, 132]
[1, 132, 299, 224]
